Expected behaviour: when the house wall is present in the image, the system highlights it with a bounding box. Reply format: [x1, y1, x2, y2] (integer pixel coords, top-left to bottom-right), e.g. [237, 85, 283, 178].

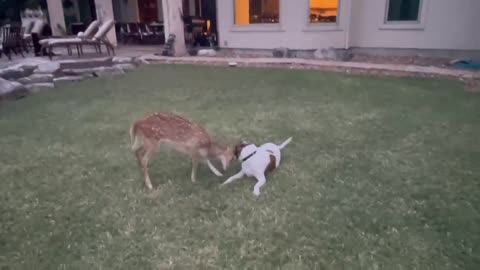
[349, 0, 480, 50]
[217, 0, 349, 50]
[113, 0, 164, 22]
[217, 0, 480, 51]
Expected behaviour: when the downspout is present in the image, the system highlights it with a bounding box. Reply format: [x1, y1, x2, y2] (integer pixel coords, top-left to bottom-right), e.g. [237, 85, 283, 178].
[344, 0, 352, 50]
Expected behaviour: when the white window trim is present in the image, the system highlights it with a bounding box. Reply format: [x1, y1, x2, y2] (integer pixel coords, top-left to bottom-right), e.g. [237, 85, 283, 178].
[380, 0, 429, 30]
[303, 0, 342, 32]
[230, 0, 284, 32]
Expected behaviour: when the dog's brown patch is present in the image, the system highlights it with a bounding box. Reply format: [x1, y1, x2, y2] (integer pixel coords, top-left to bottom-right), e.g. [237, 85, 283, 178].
[265, 155, 276, 174]
[234, 142, 248, 159]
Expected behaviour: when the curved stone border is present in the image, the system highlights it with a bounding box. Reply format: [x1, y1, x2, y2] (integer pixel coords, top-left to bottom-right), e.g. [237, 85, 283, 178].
[0, 56, 145, 102]
[140, 55, 480, 81]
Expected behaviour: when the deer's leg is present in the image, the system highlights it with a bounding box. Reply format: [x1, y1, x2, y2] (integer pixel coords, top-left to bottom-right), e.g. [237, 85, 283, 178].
[191, 154, 199, 183]
[134, 146, 146, 168]
[141, 141, 155, 190]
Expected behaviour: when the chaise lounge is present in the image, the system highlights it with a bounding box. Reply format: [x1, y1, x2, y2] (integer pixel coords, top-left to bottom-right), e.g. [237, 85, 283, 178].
[40, 19, 115, 59]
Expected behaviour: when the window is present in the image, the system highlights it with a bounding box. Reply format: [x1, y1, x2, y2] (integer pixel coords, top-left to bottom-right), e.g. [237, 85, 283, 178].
[234, 0, 280, 25]
[386, 0, 421, 22]
[309, 0, 338, 23]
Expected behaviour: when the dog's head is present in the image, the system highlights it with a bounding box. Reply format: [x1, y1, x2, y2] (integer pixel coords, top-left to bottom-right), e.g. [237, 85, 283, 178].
[233, 140, 251, 160]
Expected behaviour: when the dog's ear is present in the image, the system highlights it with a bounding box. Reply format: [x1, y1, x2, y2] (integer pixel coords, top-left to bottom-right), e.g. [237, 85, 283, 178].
[234, 142, 248, 159]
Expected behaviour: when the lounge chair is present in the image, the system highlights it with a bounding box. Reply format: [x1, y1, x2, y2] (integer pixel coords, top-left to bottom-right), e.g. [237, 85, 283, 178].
[39, 20, 100, 56]
[40, 19, 115, 59]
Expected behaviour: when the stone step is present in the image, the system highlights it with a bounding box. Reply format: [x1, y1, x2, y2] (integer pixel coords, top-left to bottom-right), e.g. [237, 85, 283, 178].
[57, 57, 113, 70]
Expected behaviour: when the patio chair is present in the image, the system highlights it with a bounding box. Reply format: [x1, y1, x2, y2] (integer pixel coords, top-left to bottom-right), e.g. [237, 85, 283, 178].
[138, 23, 156, 43]
[39, 20, 100, 56]
[0, 25, 25, 60]
[126, 23, 142, 43]
[41, 19, 115, 59]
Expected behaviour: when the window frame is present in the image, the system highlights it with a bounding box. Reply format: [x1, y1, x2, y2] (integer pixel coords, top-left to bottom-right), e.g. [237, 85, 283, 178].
[380, 0, 428, 30]
[232, 0, 282, 31]
[303, 0, 342, 32]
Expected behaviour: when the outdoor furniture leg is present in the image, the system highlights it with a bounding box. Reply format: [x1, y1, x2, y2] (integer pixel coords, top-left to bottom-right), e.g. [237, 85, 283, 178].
[76, 45, 80, 57]
[5, 47, 12, 60]
[48, 46, 53, 60]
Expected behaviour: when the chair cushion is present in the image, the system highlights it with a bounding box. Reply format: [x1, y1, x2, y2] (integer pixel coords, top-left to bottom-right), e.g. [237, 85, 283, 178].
[40, 38, 82, 45]
[93, 19, 114, 40]
[82, 20, 100, 39]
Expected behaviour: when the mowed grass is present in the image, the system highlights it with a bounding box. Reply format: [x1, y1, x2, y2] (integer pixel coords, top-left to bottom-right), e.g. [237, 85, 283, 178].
[1, 64, 479, 270]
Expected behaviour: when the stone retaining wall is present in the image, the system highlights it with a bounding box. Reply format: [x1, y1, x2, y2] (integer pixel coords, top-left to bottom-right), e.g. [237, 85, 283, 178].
[0, 56, 145, 101]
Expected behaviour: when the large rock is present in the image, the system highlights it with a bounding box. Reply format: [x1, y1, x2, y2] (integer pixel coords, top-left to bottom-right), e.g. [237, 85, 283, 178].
[17, 74, 54, 84]
[13, 63, 38, 75]
[0, 67, 31, 80]
[93, 66, 124, 77]
[62, 68, 96, 77]
[0, 78, 28, 100]
[113, 56, 133, 64]
[25, 83, 55, 93]
[314, 47, 353, 61]
[34, 62, 61, 75]
[113, 63, 136, 72]
[57, 57, 113, 70]
[53, 76, 85, 84]
[197, 49, 217, 57]
[133, 57, 150, 66]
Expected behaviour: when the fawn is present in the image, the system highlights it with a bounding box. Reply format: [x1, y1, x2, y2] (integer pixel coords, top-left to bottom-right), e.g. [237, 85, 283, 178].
[129, 112, 235, 189]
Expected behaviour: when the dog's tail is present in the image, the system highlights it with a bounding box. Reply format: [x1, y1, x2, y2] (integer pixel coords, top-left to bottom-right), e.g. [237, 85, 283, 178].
[129, 122, 140, 151]
[279, 137, 293, 149]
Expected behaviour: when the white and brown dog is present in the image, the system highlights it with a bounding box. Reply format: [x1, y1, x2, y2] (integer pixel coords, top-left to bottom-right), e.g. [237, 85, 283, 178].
[221, 137, 292, 196]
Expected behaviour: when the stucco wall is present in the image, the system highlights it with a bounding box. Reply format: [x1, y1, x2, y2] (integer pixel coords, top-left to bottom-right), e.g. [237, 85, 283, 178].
[217, 0, 349, 50]
[349, 0, 480, 50]
[217, 0, 480, 51]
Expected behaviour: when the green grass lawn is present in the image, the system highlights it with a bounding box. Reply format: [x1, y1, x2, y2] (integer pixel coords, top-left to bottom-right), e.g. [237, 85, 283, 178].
[1, 64, 479, 269]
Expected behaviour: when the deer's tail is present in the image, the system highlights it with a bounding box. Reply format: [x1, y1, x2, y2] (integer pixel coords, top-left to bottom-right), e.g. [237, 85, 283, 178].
[129, 122, 140, 151]
[279, 137, 293, 150]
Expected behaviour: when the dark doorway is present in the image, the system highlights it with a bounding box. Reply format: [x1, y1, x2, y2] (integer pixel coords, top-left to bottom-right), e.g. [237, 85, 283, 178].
[138, 0, 159, 23]
[182, 0, 218, 47]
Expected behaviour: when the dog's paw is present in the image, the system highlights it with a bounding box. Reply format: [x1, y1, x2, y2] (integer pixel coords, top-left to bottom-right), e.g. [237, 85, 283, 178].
[253, 190, 260, 196]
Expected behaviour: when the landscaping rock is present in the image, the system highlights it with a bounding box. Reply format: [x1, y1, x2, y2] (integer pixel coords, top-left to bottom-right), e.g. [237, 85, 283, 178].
[0, 66, 30, 80]
[113, 63, 136, 72]
[228, 62, 238, 67]
[17, 74, 54, 84]
[58, 57, 113, 70]
[197, 49, 217, 57]
[132, 57, 150, 66]
[0, 78, 28, 100]
[93, 66, 124, 77]
[53, 76, 85, 84]
[113, 56, 133, 64]
[273, 47, 289, 58]
[25, 83, 55, 93]
[13, 63, 38, 75]
[62, 68, 96, 77]
[314, 47, 353, 61]
[34, 62, 61, 75]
